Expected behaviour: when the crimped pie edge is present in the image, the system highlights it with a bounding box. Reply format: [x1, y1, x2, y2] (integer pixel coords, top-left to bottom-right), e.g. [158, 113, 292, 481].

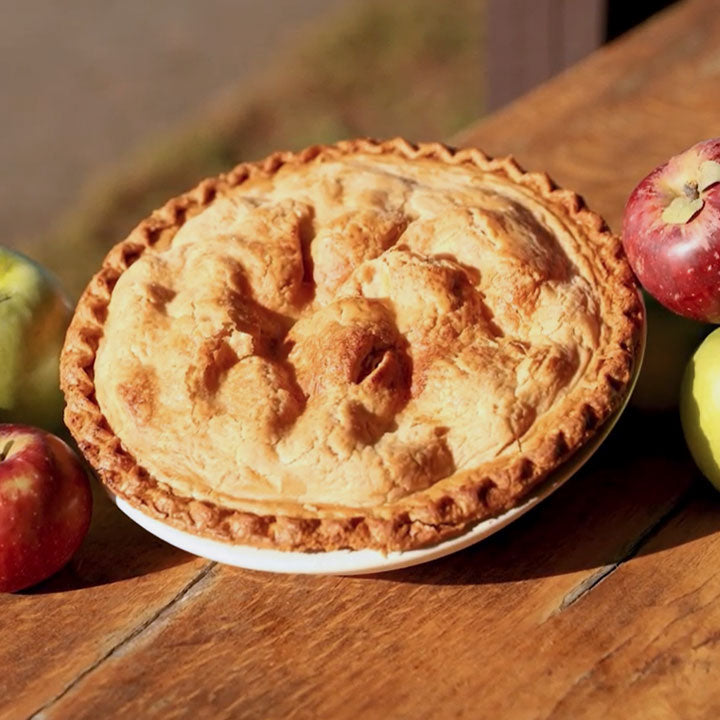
[60, 137, 644, 552]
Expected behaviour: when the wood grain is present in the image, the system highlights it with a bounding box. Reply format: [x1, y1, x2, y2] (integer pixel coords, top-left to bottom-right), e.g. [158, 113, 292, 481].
[33, 418, 702, 719]
[459, 0, 720, 234]
[537, 485, 720, 720]
[0, 488, 209, 720]
[5, 1, 720, 718]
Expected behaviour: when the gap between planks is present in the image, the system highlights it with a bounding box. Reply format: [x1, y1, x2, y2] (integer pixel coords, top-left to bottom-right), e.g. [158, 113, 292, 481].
[554, 486, 697, 615]
[540, 485, 707, 720]
[27, 561, 217, 720]
[27, 484, 698, 717]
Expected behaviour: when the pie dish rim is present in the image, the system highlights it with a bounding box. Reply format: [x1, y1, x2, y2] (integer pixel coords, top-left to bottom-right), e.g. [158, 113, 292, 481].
[108, 334, 644, 575]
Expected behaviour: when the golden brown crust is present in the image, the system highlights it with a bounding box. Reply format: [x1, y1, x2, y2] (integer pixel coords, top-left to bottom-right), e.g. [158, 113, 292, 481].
[60, 138, 643, 552]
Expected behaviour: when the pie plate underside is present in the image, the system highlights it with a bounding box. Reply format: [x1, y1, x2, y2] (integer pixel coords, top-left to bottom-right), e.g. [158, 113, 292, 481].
[112, 308, 645, 576]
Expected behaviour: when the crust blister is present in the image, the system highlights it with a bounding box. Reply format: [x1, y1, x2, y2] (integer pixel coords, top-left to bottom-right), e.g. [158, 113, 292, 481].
[60, 138, 643, 552]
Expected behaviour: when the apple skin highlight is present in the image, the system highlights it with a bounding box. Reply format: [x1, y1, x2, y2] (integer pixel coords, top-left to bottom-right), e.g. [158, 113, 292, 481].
[622, 137, 720, 323]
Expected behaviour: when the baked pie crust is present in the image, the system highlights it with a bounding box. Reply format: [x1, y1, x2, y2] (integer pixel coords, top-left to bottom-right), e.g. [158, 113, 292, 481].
[61, 138, 643, 552]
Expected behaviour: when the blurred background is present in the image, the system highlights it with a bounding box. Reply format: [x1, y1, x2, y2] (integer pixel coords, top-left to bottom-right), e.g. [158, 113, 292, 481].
[2, 0, 677, 298]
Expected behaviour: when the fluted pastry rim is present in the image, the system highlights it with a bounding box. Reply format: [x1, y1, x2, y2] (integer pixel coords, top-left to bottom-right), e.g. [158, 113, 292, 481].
[60, 138, 643, 552]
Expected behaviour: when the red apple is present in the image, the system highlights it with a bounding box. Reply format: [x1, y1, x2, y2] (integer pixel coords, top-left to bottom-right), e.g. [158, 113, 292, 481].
[0, 424, 92, 592]
[622, 137, 720, 322]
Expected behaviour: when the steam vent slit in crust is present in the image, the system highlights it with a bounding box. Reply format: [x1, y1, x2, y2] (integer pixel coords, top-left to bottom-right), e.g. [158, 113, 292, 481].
[61, 139, 643, 552]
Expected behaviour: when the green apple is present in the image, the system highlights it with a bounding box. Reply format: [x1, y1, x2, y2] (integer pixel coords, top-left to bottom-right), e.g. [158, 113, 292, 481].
[0, 247, 72, 431]
[680, 327, 720, 488]
[632, 292, 709, 411]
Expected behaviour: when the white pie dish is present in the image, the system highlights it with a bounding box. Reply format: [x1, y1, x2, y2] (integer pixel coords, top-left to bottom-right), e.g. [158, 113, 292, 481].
[111, 299, 645, 576]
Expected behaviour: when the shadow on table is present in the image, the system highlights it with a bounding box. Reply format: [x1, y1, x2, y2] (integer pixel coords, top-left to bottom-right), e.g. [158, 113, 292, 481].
[363, 408, 720, 587]
[22, 410, 720, 593]
[23, 484, 197, 594]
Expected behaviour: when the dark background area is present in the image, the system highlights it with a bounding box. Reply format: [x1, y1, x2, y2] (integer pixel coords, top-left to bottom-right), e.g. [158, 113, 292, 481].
[607, 0, 679, 40]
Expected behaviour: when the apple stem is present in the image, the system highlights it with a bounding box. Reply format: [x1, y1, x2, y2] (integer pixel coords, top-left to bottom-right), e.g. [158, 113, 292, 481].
[684, 181, 700, 201]
[0, 440, 14, 462]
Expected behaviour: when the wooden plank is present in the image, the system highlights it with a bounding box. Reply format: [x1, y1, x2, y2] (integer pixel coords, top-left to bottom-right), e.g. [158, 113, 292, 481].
[485, 0, 605, 111]
[36, 417, 699, 718]
[0, 487, 210, 720]
[460, 0, 717, 233]
[528, 486, 720, 720]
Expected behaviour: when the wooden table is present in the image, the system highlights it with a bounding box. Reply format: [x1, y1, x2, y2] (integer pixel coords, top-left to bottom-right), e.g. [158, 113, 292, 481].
[5, 2, 720, 717]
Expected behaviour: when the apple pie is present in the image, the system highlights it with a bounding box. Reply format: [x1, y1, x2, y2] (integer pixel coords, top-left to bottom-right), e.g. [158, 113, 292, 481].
[61, 139, 643, 552]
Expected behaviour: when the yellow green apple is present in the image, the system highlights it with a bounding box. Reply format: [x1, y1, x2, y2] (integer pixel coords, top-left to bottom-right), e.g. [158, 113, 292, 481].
[680, 327, 720, 488]
[0, 247, 72, 430]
